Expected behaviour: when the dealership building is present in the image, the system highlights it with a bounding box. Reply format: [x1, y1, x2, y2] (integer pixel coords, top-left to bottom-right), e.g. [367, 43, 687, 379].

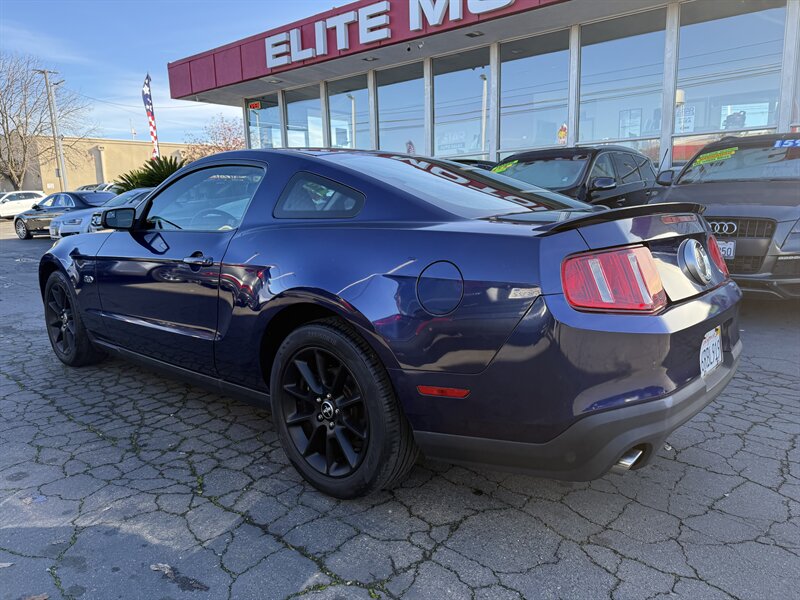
[169, 0, 800, 166]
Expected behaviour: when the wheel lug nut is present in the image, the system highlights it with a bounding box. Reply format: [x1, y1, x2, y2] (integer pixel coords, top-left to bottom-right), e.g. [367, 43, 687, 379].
[328, 422, 335, 429]
[327, 393, 332, 399]
[335, 409, 339, 415]
[317, 414, 323, 421]
[316, 398, 321, 403]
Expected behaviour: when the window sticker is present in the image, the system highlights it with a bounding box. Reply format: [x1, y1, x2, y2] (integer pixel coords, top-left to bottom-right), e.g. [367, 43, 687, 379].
[492, 160, 518, 174]
[773, 139, 800, 148]
[694, 147, 738, 166]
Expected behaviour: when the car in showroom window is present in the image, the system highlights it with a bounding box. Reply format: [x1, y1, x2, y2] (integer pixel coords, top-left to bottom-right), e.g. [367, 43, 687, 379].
[494, 146, 661, 208]
[39, 149, 741, 498]
[652, 134, 800, 299]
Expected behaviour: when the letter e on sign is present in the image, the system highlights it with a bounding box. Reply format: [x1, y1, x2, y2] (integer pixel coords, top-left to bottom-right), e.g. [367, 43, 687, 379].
[266, 32, 291, 68]
[359, 1, 392, 44]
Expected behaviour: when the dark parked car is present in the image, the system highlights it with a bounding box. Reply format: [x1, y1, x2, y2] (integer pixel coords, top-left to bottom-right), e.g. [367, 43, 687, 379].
[652, 134, 800, 299]
[39, 150, 741, 498]
[494, 146, 662, 208]
[15, 191, 116, 239]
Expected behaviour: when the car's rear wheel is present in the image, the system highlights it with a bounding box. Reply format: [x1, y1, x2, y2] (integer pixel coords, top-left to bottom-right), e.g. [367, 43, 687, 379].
[270, 319, 417, 498]
[15, 219, 31, 239]
[44, 271, 106, 367]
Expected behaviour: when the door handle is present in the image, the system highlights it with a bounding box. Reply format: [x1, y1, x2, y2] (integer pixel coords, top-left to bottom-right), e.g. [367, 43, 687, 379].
[182, 255, 213, 267]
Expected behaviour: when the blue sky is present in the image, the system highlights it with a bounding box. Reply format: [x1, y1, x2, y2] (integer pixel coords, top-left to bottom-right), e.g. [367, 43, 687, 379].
[1, 0, 339, 142]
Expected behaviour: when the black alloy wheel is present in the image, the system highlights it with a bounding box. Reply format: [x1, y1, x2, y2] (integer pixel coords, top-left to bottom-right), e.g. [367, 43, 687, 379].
[43, 271, 106, 367]
[45, 281, 76, 357]
[280, 347, 369, 478]
[15, 219, 31, 239]
[271, 319, 418, 498]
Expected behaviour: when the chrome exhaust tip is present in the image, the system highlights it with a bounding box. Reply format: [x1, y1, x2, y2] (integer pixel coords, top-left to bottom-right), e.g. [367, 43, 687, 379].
[612, 448, 644, 473]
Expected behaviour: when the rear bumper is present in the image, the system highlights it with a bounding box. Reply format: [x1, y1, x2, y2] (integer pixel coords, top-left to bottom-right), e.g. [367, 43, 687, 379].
[415, 339, 741, 480]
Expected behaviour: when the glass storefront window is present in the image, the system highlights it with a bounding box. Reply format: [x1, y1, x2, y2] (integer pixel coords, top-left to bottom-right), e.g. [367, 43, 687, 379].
[377, 63, 424, 154]
[433, 48, 491, 158]
[676, 0, 786, 136]
[500, 30, 569, 152]
[328, 75, 371, 149]
[579, 10, 666, 144]
[285, 86, 323, 148]
[247, 95, 282, 149]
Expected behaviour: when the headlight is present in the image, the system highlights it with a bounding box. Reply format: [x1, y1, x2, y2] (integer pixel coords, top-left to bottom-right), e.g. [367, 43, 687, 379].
[792, 219, 800, 234]
[90, 214, 102, 226]
[64, 218, 82, 225]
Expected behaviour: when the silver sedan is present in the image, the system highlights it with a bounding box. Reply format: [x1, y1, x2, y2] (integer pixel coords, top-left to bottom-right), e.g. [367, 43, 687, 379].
[49, 188, 152, 239]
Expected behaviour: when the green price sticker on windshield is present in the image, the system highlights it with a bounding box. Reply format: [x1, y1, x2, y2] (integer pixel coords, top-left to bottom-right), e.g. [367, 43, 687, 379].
[694, 147, 738, 166]
[492, 160, 518, 174]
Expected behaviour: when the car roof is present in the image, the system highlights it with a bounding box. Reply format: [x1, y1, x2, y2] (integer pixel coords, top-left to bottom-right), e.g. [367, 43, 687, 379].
[695, 132, 800, 151]
[499, 145, 648, 163]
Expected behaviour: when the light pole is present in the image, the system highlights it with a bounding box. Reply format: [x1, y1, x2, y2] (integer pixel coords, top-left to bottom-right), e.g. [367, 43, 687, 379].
[34, 69, 69, 191]
[480, 74, 488, 155]
[346, 93, 356, 148]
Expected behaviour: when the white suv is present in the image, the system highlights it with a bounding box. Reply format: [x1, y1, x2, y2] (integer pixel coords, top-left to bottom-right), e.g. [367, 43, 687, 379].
[0, 191, 46, 218]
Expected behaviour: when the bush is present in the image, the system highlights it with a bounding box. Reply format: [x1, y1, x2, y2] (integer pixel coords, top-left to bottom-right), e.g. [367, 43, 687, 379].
[116, 155, 186, 192]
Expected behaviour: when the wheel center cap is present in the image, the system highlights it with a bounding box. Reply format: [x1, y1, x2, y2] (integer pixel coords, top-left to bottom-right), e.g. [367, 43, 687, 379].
[320, 400, 335, 420]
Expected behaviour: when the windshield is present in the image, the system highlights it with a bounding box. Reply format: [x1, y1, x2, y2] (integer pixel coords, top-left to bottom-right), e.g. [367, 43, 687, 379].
[104, 189, 149, 208]
[492, 155, 589, 189]
[677, 140, 800, 184]
[321, 153, 589, 219]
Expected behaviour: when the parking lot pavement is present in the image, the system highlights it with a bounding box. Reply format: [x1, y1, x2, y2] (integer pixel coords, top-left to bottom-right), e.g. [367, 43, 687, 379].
[0, 221, 798, 600]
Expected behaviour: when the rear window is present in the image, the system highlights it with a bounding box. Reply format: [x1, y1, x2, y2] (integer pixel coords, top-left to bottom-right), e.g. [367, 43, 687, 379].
[78, 192, 116, 206]
[492, 155, 589, 189]
[321, 153, 588, 219]
[677, 139, 800, 184]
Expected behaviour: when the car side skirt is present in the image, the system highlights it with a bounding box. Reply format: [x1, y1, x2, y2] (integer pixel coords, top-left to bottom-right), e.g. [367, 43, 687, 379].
[90, 336, 271, 408]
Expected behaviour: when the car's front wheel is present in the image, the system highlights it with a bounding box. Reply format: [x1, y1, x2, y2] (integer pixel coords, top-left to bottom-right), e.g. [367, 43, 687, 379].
[44, 271, 106, 367]
[15, 219, 31, 239]
[270, 319, 418, 498]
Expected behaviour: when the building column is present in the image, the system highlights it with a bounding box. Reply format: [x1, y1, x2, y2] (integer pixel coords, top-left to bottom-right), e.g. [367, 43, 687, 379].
[96, 145, 107, 183]
[242, 101, 251, 149]
[659, 2, 681, 169]
[368, 70, 379, 149]
[488, 42, 500, 162]
[278, 90, 288, 148]
[566, 24, 580, 146]
[423, 57, 434, 156]
[778, 0, 800, 131]
[320, 81, 331, 148]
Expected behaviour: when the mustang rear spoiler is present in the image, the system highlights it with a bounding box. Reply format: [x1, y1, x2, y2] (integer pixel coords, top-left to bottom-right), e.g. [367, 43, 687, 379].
[540, 202, 706, 235]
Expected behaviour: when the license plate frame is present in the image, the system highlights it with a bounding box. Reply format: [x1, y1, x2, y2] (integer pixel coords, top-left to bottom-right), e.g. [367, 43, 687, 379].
[717, 240, 736, 260]
[700, 326, 723, 378]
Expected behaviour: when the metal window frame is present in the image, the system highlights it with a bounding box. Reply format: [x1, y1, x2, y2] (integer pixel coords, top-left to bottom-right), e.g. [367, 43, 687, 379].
[779, 0, 800, 130]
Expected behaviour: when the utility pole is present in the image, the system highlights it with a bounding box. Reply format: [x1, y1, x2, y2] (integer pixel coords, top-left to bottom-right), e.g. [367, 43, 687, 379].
[34, 69, 69, 191]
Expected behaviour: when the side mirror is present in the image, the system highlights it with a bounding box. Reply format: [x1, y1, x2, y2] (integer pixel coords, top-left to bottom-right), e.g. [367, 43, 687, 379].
[589, 177, 617, 192]
[32, 204, 43, 211]
[656, 170, 675, 186]
[102, 207, 136, 230]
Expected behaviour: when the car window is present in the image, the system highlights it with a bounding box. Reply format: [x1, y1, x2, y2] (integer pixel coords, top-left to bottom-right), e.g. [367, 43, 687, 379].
[589, 153, 616, 181]
[38, 195, 56, 208]
[493, 155, 589, 189]
[143, 165, 264, 231]
[52, 194, 73, 208]
[676, 139, 800, 184]
[637, 156, 656, 184]
[274, 173, 365, 219]
[612, 152, 642, 184]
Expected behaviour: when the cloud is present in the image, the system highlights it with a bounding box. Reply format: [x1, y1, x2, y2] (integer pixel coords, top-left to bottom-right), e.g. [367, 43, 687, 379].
[0, 20, 95, 65]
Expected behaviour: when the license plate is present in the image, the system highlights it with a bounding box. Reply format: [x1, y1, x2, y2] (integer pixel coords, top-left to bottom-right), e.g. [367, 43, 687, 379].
[700, 326, 723, 378]
[717, 240, 736, 259]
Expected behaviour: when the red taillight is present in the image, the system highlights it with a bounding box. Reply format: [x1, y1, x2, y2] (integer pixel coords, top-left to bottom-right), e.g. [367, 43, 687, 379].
[562, 245, 667, 313]
[706, 235, 730, 278]
[417, 385, 470, 398]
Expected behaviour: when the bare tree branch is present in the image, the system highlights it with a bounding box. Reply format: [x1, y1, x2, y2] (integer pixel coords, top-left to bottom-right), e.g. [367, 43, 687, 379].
[183, 114, 245, 163]
[0, 51, 94, 190]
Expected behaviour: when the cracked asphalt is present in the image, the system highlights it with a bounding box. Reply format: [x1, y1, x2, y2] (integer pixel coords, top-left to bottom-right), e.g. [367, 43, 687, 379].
[0, 220, 798, 600]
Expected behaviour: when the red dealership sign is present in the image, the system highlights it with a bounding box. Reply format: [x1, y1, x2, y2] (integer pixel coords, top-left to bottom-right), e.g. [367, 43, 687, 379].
[169, 0, 564, 99]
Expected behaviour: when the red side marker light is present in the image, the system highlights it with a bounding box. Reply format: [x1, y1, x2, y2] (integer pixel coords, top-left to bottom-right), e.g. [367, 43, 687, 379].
[417, 385, 470, 399]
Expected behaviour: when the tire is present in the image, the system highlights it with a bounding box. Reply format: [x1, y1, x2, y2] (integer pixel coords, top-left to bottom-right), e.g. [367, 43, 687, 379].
[270, 318, 418, 498]
[44, 271, 106, 367]
[15, 219, 31, 239]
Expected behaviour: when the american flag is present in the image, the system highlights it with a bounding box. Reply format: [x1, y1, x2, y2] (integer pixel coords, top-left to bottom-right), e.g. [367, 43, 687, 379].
[141, 74, 160, 159]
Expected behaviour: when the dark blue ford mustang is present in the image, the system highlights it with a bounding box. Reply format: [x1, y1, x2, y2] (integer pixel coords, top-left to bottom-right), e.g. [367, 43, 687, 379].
[39, 149, 742, 498]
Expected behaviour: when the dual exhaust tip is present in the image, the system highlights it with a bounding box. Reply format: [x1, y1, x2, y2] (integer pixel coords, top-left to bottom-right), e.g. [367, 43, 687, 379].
[612, 447, 645, 473]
